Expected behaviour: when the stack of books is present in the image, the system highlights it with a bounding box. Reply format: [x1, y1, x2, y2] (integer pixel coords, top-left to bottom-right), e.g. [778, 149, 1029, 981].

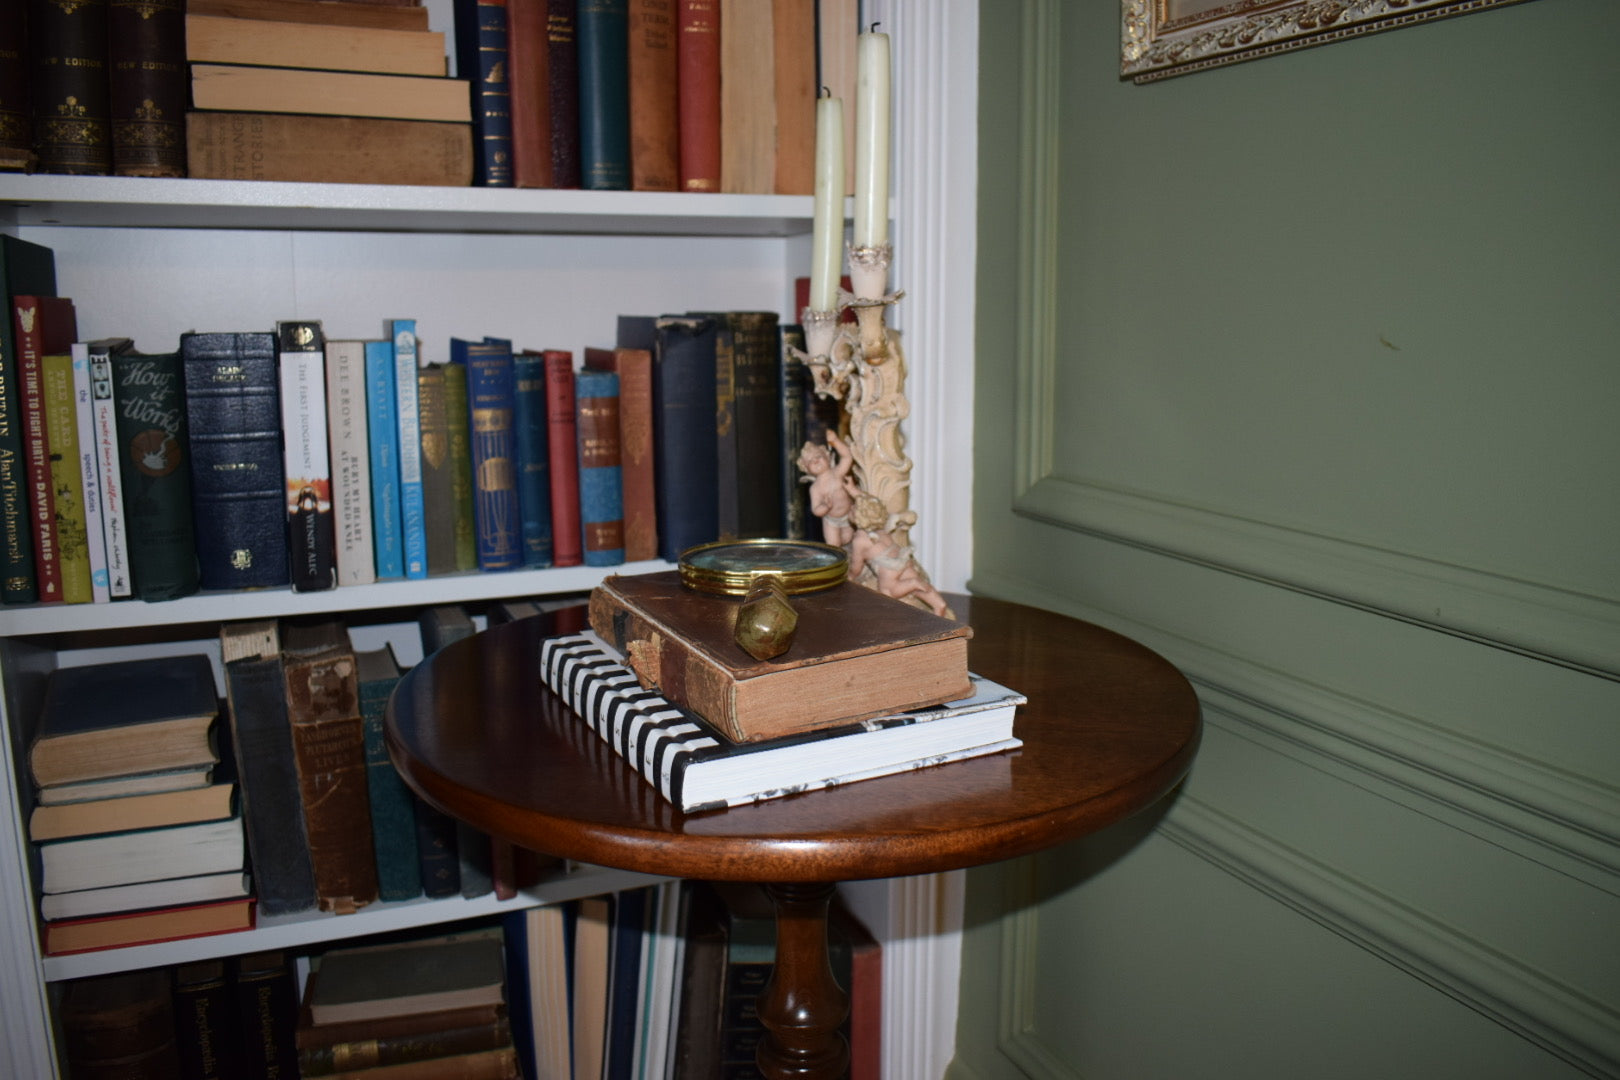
[297, 929, 520, 1079]
[27, 655, 253, 955]
[184, 0, 474, 186]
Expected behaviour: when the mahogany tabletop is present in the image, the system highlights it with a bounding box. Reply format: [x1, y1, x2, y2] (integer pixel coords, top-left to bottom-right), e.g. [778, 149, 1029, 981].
[385, 592, 1202, 885]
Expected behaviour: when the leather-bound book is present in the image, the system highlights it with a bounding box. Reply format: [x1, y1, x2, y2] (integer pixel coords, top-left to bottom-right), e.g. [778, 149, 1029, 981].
[417, 362, 457, 575]
[588, 570, 973, 742]
[281, 618, 379, 913]
[233, 951, 301, 1080]
[511, 348, 553, 567]
[173, 959, 243, 1079]
[0, 238, 58, 605]
[546, 0, 581, 187]
[454, 0, 515, 186]
[182, 331, 290, 592]
[543, 349, 583, 566]
[574, 367, 624, 566]
[586, 344, 655, 561]
[57, 968, 181, 1079]
[220, 619, 318, 916]
[452, 337, 523, 571]
[724, 310, 783, 539]
[770, 0, 815, 195]
[674, 0, 719, 192]
[109, 0, 186, 177]
[0, 15, 32, 171]
[649, 315, 718, 561]
[507, 0, 553, 187]
[576, 0, 629, 190]
[28, 0, 112, 175]
[627, 0, 677, 191]
[110, 345, 201, 601]
[277, 320, 336, 591]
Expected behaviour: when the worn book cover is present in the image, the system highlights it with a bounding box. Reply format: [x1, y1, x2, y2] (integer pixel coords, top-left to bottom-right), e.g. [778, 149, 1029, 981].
[111, 345, 201, 601]
[587, 570, 973, 742]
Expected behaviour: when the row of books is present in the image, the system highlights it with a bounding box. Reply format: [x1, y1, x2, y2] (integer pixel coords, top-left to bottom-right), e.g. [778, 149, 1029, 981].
[6, 0, 856, 193]
[53, 883, 881, 1080]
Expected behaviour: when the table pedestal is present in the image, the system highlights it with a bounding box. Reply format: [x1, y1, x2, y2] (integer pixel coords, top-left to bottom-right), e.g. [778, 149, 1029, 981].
[758, 883, 850, 1079]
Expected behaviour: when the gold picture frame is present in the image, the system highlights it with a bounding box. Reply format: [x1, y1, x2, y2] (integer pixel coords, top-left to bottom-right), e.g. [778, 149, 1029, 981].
[1122, 0, 1532, 83]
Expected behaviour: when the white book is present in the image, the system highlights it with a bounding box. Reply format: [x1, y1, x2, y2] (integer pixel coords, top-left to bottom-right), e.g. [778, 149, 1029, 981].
[325, 338, 376, 586]
[86, 340, 132, 598]
[392, 318, 427, 579]
[539, 632, 1025, 812]
[40, 870, 251, 921]
[68, 343, 109, 603]
[277, 320, 335, 590]
[38, 815, 245, 894]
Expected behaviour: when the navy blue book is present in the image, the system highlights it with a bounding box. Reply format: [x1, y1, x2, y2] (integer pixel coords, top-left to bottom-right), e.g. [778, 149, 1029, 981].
[574, 367, 624, 566]
[576, 0, 629, 189]
[454, 0, 515, 186]
[604, 885, 651, 1080]
[451, 337, 523, 570]
[650, 315, 718, 561]
[512, 349, 553, 567]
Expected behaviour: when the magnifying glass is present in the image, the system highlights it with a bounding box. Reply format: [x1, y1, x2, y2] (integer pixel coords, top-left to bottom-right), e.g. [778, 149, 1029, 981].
[678, 539, 850, 661]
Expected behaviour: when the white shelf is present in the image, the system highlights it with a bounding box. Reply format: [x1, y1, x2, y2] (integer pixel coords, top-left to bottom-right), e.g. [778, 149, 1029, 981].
[0, 175, 819, 236]
[41, 864, 666, 982]
[0, 560, 671, 638]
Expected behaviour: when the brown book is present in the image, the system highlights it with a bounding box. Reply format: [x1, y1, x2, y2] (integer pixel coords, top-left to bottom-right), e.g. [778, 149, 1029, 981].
[187, 111, 472, 185]
[417, 363, 456, 575]
[190, 63, 471, 122]
[770, 0, 814, 195]
[816, 0, 857, 192]
[588, 570, 974, 742]
[718, 0, 772, 194]
[57, 969, 181, 1076]
[187, 0, 432, 31]
[584, 345, 656, 562]
[297, 1003, 508, 1050]
[282, 618, 379, 913]
[506, 0, 552, 186]
[674, 0, 719, 191]
[29, 779, 235, 841]
[318, 1046, 521, 1080]
[109, 0, 187, 177]
[627, 0, 677, 191]
[0, 15, 32, 170]
[28, 0, 112, 174]
[44, 897, 254, 955]
[297, 1013, 513, 1075]
[185, 14, 449, 76]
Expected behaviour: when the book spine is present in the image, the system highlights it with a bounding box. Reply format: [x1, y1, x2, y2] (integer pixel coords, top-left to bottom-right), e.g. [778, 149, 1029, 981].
[718, 0, 773, 194]
[412, 796, 462, 897]
[710, 316, 738, 539]
[675, 0, 720, 192]
[0, 16, 30, 166]
[107, 0, 186, 178]
[650, 316, 718, 560]
[69, 344, 110, 602]
[511, 350, 553, 567]
[28, 0, 112, 175]
[297, 1017, 513, 1076]
[278, 320, 336, 591]
[575, 368, 624, 566]
[543, 350, 582, 566]
[42, 352, 92, 603]
[58, 969, 182, 1078]
[325, 339, 376, 585]
[0, 241, 57, 603]
[186, 112, 474, 187]
[416, 364, 456, 575]
[455, 0, 515, 186]
[770, 0, 816, 195]
[173, 959, 242, 1080]
[233, 952, 301, 1080]
[777, 323, 810, 540]
[222, 649, 318, 916]
[584, 346, 655, 561]
[359, 665, 418, 902]
[181, 332, 290, 591]
[283, 643, 379, 913]
[546, 0, 581, 188]
[727, 311, 783, 538]
[363, 339, 405, 578]
[576, 0, 629, 190]
[458, 340, 523, 570]
[88, 344, 132, 597]
[392, 320, 427, 578]
[442, 358, 480, 571]
[110, 348, 201, 600]
[12, 296, 61, 602]
[507, 0, 553, 187]
[627, 0, 677, 192]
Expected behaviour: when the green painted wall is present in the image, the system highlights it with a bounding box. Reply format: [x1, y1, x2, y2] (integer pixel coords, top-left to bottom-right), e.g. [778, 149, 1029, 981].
[955, 1, 1619, 1076]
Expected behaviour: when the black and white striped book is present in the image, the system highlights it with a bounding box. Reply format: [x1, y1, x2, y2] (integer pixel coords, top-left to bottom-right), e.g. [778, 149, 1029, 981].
[539, 632, 1025, 812]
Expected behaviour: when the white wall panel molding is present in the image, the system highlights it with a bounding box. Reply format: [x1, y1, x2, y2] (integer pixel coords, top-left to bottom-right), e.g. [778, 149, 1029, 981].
[1160, 797, 1620, 1079]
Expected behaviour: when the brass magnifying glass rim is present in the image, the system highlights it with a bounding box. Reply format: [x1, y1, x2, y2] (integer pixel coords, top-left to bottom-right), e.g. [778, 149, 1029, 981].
[678, 538, 849, 597]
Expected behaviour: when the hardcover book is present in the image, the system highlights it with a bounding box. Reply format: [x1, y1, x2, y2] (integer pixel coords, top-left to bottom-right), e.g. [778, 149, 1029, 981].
[29, 775, 236, 842]
[771, 0, 816, 195]
[326, 338, 376, 585]
[184, 12, 450, 75]
[278, 320, 337, 591]
[626, 0, 677, 191]
[29, 653, 219, 789]
[109, 0, 186, 178]
[417, 363, 458, 576]
[68, 344, 111, 602]
[674, 0, 719, 192]
[40, 870, 250, 922]
[718, 0, 773, 194]
[56, 970, 180, 1075]
[181, 331, 290, 591]
[221, 619, 318, 916]
[38, 816, 246, 895]
[187, 112, 474, 187]
[511, 348, 553, 567]
[12, 293, 77, 604]
[453, 337, 523, 570]
[0, 238, 59, 605]
[233, 951, 302, 1080]
[281, 618, 379, 913]
[576, 0, 629, 190]
[542, 349, 582, 566]
[586, 344, 655, 561]
[110, 345, 201, 601]
[28, 0, 112, 175]
[722, 310, 783, 538]
[40, 351, 93, 603]
[649, 315, 718, 560]
[307, 932, 507, 1025]
[546, 0, 581, 188]
[506, 0, 553, 187]
[87, 338, 133, 598]
[574, 367, 624, 566]
[454, 0, 515, 186]
[364, 338, 406, 578]
[187, 0, 431, 30]
[541, 631, 1020, 811]
[173, 958, 243, 1080]
[358, 644, 420, 903]
[0, 17, 31, 172]
[393, 319, 428, 579]
[443, 359, 480, 571]
[587, 571, 975, 742]
[189, 63, 473, 123]
[777, 323, 812, 539]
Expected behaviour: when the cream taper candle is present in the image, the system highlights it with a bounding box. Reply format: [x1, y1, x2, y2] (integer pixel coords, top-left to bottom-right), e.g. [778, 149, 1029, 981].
[853, 29, 891, 249]
[809, 93, 845, 313]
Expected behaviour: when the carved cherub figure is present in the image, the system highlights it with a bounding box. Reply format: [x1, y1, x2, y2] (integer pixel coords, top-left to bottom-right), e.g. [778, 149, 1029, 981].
[847, 492, 950, 618]
[798, 431, 859, 548]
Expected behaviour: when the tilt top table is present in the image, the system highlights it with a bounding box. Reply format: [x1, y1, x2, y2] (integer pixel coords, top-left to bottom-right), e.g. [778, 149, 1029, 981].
[387, 593, 1201, 1080]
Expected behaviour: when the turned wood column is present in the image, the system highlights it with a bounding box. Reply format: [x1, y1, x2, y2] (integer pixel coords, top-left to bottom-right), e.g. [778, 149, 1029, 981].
[756, 882, 850, 1080]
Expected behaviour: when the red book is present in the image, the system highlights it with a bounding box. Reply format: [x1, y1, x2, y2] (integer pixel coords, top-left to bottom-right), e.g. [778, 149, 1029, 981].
[584, 345, 656, 562]
[11, 295, 77, 603]
[44, 898, 255, 956]
[675, 0, 720, 191]
[507, 0, 552, 187]
[543, 349, 582, 566]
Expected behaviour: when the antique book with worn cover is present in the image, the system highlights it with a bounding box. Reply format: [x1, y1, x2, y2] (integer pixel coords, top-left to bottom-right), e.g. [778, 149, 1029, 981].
[626, 0, 677, 191]
[543, 349, 582, 566]
[453, 338, 522, 570]
[28, 0, 112, 175]
[585, 344, 655, 561]
[187, 112, 474, 186]
[587, 571, 974, 742]
[648, 315, 718, 561]
[674, 0, 719, 192]
[454, 0, 515, 186]
[109, 0, 186, 177]
[574, 367, 623, 567]
[111, 345, 200, 600]
[576, 0, 629, 190]
[511, 348, 553, 567]
[417, 362, 458, 575]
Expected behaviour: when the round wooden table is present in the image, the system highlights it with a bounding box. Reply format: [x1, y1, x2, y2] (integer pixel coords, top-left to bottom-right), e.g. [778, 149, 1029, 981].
[387, 593, 1200, 1080]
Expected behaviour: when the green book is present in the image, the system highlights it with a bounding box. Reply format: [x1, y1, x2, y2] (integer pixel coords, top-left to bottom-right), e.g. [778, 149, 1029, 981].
[357, 644, 419, 903]
[442, 358, 478, 571]
[109, 346, 199, 601]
